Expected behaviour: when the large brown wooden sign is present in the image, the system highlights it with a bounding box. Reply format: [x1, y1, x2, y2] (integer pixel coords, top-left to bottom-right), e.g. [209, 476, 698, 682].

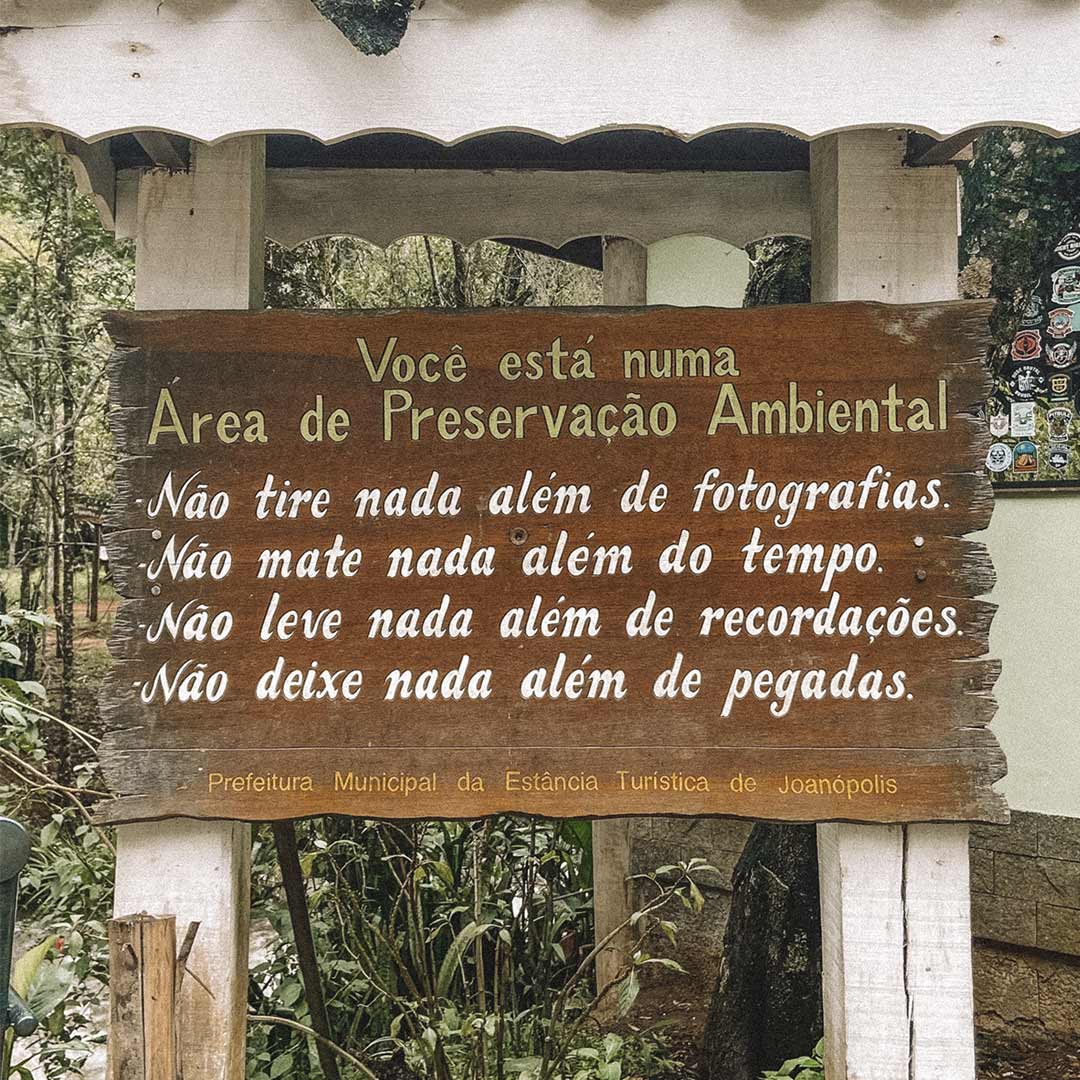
[101, 302, 1004, 824]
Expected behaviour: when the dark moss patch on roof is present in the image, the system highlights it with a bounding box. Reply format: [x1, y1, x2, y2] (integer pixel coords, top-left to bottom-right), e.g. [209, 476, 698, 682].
[311, 0, 414, 56]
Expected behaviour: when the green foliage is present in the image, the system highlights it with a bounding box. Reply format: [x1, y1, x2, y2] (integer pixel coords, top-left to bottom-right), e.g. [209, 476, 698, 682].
[761, 1038, 825, 1080]
[266, 235, 599, 311]
[0, 127, 133, 510]
[5, 809, 113, 1080]
[248, 818, 706, 1079]
[960, 128, 1080, 356]
[0, 609, 113, 1080]
[310, 0, 415, 55]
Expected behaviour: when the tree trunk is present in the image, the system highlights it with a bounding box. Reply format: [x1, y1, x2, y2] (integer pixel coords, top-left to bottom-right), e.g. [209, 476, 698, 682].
[448, 241, 469, 307]
[495, 247, 529, 307]
[88, 523, 100, 623]
[703, 825, 823, 1080]
[15, 487, 39, 680]
[54, 175, 76, 780]
[48, 495, 60, 656]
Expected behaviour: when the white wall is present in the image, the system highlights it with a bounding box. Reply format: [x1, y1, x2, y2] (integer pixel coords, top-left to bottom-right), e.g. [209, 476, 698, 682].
[646, 236, 749, 307]
[980, 499, 1080, 817]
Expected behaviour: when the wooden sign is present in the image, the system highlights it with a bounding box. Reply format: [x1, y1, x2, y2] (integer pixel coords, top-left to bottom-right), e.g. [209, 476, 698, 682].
[101, 302, 1005, 825]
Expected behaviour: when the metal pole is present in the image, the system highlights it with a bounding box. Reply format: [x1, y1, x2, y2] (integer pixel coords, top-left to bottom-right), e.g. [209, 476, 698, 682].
[0, 817, 32, 1046]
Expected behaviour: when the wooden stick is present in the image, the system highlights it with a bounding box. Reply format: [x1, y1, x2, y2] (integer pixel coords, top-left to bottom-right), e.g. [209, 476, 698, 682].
[272, 821, 341, 1080]
[108, 914, 177, 1080]
[174, 921, 200, 1080]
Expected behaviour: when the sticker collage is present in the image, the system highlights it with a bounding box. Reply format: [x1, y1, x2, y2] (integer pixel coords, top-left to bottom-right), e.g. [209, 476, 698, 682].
[987, 230, 1080, 486]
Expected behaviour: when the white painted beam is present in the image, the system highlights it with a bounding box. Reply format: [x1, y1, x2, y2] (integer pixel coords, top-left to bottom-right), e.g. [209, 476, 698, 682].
[811, 128, 977, 1080]
[591, 237, 648, 1014]
[133, 130, 190, 171]
[112, 136, 265, 1080]
[54, 133, 116, 230]
[265, 168, 810, 252]
[3, 0, 1078, 142]
[134, 138, 265, 310]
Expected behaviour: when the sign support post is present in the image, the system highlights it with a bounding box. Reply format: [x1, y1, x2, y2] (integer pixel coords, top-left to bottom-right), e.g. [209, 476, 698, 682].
[110, 136, 265, 1080]
[811, 129, 978, 1080]
[592, 237, 648, 1009]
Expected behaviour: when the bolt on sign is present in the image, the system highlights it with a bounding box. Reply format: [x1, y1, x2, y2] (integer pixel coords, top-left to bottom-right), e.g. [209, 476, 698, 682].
[100, 302, 1005, 825]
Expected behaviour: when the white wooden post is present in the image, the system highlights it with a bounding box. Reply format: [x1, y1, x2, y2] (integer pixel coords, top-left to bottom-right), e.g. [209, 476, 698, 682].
[811, 130, 976, 1080]
[112, 136, 265, 1080]
[591, 237, 647, 1007]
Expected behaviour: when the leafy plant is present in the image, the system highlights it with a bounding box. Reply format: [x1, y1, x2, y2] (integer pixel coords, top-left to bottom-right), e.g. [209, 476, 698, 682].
[761, 1038, 825, 1080]
[248, 817, 708, 1079]
[0, 611, 113, 1080]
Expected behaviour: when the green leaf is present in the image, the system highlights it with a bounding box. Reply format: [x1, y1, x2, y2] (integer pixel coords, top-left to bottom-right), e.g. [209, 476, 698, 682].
[431, 859, 455, 888]
[504, 1057, 542, 1075]
[638, 956, 686, 974]
[11, 937, 56, 998]
[27, 956, 75, 1020]
[269, 1052, 294, 1078]
[16, 680, 45, 699]
[602, 1032, 623, 1061]
[18, 611, 52, 629]
[435, 921, 490, 998]
[615, 968, 639, 1018]
[688, 879, 705, 913]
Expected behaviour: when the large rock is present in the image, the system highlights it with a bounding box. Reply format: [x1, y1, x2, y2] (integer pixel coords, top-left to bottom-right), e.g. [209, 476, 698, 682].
[703, 824, 822, 1080]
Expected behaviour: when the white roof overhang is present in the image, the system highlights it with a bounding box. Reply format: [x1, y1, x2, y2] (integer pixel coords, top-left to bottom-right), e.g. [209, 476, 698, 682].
[1, 0, 1077, 145]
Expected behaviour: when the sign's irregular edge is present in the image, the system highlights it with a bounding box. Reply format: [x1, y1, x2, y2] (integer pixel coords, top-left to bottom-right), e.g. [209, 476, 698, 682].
[96, 300, 1006, 825]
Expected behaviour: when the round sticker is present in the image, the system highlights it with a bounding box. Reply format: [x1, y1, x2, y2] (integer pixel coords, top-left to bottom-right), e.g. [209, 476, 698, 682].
[985, 443, 1012, 473]
[1055, 233, 1080, 262]
[1046, 341, 1077, 369]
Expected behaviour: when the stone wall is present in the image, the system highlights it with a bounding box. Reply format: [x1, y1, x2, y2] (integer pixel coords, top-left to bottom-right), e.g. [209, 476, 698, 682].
[628, 811, 1080, 1040]
[971, 810, 1080, 1039]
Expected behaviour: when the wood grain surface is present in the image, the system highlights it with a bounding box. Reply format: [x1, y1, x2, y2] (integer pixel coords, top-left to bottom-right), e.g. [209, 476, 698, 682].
[100, 302, 1005, 824]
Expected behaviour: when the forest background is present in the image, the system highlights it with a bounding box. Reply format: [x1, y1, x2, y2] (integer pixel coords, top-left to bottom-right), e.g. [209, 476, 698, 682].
[0, 126, 1077, 1080]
